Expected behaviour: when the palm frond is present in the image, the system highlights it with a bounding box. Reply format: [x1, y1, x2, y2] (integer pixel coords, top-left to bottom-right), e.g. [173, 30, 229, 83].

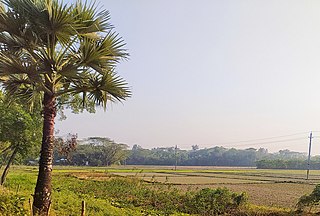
[73, 0, 112, 34]
[56, 69, 130, 109]
[86, 72, 130, 108]
[2, 74, 43, 110]
[78, 32, 128, 74]
[2, 74, 31, 95]
[0, 33, 24, 52]
[97, 71, 131, 102]
[0, 52, 31, 75]
[3, 0, 48, 35]
[47, 0, 77, 45]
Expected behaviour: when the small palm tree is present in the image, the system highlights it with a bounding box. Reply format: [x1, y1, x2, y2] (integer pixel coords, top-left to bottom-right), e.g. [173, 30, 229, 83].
[0, 0, 130, 215]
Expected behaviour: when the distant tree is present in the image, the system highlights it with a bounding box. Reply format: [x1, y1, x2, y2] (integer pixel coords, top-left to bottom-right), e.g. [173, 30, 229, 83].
[132, 144, 143, 151]
[256, 148, 268, 158]
[128, 145, 151, 165]
[126, 146, 309, 168]
[192, 145, 199, 151]
[87, 137, 128, 166]
[54, 133, 78, 162]
[62, 137, 129, 166]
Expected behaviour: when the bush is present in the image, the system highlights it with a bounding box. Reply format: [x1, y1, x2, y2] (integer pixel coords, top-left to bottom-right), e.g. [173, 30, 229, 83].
[296, 184, 320, 213]
[185, 187, 247, 215]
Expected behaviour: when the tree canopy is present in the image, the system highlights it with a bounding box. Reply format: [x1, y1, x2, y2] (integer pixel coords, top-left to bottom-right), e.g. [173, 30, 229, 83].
[0, 91, 41, 160]
[0, 90, 42, 184]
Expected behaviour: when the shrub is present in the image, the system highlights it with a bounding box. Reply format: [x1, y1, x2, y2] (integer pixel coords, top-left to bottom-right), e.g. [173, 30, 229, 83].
[185, 187, 247, 215]
[296, 184, 320, 213]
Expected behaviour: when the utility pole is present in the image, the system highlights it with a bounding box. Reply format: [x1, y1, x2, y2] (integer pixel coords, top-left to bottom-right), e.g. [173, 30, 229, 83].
[306, 131, 313, 180]
[174, 145, 178, 171]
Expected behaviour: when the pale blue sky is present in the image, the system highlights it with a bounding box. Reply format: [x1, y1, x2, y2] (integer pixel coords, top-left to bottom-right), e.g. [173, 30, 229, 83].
[57, 0, 320, 154]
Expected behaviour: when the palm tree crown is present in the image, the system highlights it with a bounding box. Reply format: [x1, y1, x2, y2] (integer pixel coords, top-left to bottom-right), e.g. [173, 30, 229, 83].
[0, 0, 130, 107]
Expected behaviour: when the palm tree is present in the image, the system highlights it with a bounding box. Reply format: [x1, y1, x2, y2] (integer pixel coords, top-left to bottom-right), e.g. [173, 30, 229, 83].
[0, 0, 131, 215]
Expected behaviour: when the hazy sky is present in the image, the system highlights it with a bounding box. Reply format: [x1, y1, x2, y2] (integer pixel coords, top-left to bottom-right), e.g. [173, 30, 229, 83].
[57, 0, 320, 154]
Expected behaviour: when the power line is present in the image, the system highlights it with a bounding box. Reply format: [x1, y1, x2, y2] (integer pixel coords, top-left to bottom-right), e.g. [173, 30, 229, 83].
[214, 132, 309, 146]
[224, 137, 306, 148]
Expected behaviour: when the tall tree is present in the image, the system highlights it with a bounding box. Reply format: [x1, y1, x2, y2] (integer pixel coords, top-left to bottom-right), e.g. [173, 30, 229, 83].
[0, 90, 41, 185]
[86, 137, 128, 166]
[61, 137, 129, 166]
[0, 0, 130, 215]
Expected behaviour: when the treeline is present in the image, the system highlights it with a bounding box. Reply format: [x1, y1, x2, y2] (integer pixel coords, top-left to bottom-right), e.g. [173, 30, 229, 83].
[256, 158, 320, 169]
[126, 145, 308, 167]
[31, 137, 317, 169]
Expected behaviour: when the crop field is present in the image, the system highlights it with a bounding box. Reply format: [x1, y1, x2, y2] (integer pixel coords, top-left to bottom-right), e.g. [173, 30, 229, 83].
[1, 165, 319, 215]
[70, 165, 318, 208]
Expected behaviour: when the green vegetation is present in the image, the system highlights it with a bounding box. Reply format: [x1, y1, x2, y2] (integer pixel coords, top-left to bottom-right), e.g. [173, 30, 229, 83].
[3, 166, 320, 215]
[0, 0, 130, 213]
[0, 188, 27, 216]
[5, 131, 313, 171]
[49, 143, 311, 168]
[256, 158, 320, 169]
[0, 90, 42, 185]
[185, 188, 247, 215]
[1, 167, 250, 215]
[127, 145, 307, 167]
[297, 184, 320, 213]
[54, 137, 128, 166]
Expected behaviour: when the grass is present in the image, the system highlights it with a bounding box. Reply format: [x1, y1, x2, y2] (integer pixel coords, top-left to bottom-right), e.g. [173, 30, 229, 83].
[60, 165, 320, 208]
[2, 168, 188, 215]
[99, 165, 318, 209]
[1, 165, 319, 215]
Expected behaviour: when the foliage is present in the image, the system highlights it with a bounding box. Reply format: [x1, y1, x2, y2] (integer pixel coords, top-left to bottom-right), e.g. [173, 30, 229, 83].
[0, 0, 130, 212]
[127, 145, 307, 167]
[256, 159, 309, 169]
[0, 167, 308, 215]
[296, 184, 320, 213]
[54, 137, 128, 166]
[54, 133, 78, 162]
[257, 154, 320, 169]
[1, 167, 248, 215]
[49, 175, 246, 215]
[0, 0, 131, 109]
[184, 188, 247, 215]
[0, 91, 41, 163]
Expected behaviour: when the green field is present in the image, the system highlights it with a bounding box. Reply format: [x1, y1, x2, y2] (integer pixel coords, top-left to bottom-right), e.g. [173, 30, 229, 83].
[1, 165, 319, 215]
[72, 165, 317, 208]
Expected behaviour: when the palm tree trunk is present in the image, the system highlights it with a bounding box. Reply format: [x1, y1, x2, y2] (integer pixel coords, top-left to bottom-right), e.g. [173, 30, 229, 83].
[0, 147, 18, 185]
[33, 93, 56, 216]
